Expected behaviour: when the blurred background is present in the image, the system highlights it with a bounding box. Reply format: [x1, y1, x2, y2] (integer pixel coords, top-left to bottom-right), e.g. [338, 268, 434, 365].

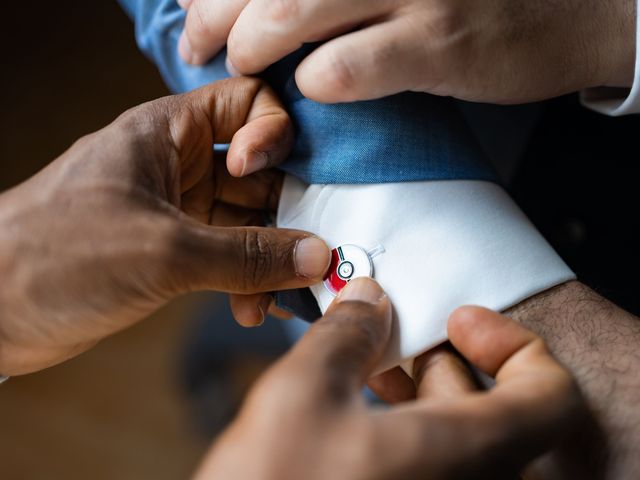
[1, 1, 639, 479]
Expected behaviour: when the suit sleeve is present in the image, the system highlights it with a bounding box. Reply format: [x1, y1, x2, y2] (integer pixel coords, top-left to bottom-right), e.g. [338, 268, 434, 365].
[117, 0, 230, 93]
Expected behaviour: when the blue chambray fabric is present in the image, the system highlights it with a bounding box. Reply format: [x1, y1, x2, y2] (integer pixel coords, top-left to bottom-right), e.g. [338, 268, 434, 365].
[118, 0, 498, 184]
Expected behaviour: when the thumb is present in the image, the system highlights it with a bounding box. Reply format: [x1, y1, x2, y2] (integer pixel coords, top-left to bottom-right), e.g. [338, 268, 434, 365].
[276, 278, 392, 404]
[167, 221, 330, 294]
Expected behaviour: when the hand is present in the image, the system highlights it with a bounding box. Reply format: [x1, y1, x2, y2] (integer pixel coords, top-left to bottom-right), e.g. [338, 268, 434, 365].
[193, 278, 584, 480]
[504, 282, 640, 479]
[0, 78, 331, 376]
[177, 0, 636, 104]
[369, 282, 640, 479]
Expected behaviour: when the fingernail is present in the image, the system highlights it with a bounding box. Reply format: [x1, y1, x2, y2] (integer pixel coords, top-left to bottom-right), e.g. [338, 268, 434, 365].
[240, 149, 269, 176]
[225, 56, 240, 77]
[294, 237, 330, 279]
[177, 0, 192, 9]
[338, 277, 386, 305]
[178, 30, 193, 64]
[255, 295, 272, 327]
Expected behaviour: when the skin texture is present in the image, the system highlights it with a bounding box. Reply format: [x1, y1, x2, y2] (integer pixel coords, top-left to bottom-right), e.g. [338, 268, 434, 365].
[0, 77, 332, 375]
[0, 73, 626, 478]
[172, 4, 640, 476]
[368, 282, 640, 480]
[507, 282, 640, 479]
[194, 277, 584, 480]
[177, 0, 636, 104]
[0, 126, 586, 478]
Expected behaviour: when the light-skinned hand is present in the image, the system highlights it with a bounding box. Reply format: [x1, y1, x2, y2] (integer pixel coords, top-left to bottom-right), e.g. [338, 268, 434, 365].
[177, 0, 635, 104]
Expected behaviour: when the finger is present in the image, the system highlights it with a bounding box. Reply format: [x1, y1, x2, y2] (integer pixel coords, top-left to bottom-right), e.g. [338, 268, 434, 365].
[168, 78, 293, 183]
[295, 16, 433, 103]
[447, 307, 585, 461]
[225, 84, 294, 177]
[180, 0, 249, 65]
[277, 278, 392, 404]
[169, 223, 330, 294]
[268, 303, 294, 320]
[207, 202, 265, 227]
[363, 309, 584, 479]
[182, 193, 265, 227]
[227, 0, 394, 75]
[412, 344, 477, 401]
[180, 158, 283, 221]
[213, 162, 283, 211]
[230, 293, 273, 327]
[448, 307, 548, 378]
[231, 293, 293, 326]
[367, 367, 416, 404]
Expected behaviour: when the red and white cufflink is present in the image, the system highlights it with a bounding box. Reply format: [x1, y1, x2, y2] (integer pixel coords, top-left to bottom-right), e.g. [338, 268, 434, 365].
[323, 244, 384, 296]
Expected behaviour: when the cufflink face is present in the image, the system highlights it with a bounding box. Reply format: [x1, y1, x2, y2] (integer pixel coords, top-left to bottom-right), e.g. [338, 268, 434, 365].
[323, 244, 373, 296]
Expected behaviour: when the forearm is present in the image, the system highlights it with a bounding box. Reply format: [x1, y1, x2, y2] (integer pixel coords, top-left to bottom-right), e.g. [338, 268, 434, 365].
[507, 281, 640, 478]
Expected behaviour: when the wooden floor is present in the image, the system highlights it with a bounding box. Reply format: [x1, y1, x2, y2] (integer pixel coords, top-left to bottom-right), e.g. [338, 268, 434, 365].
[0, 3, 211, 478]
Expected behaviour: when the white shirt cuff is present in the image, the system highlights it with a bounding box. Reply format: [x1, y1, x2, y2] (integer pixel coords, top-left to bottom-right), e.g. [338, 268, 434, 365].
[278, 177, 575, 374]
[0, 376, 8, 385]
[581, 0, 640, 116]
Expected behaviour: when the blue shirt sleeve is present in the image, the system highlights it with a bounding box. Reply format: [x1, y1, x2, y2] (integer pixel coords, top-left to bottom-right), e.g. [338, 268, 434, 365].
[118, 0, 230, 93]
[117, 0, 497, 185]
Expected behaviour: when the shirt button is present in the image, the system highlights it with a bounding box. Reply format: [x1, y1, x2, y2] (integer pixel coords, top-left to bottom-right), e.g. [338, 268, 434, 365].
[323, 244, 373, 296]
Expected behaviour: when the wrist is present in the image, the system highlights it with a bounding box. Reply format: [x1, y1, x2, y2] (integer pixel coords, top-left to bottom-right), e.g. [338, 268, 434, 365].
[597, 0, 637, 88]
[507, 281, 640, 478]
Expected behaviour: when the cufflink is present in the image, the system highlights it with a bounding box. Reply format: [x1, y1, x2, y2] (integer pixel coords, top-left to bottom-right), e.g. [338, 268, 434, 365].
[323, 244, 376, 295]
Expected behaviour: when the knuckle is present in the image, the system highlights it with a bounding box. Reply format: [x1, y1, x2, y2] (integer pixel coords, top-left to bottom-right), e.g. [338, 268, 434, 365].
[323, 50, 359, 96]
[412, 346, 453, 381]
[239, 229, 277, 291]
[188, 1, 217, 43]
[423, 7, 462, 41]
[113, 105, 147, 132]
[69, 131, 97, 153]
[116, 100, 172, 137]
[402, 9, 465, 92]
[227, 30, 255, 71]
[216, 76, 262, 107]
[267, 0, 301, 24]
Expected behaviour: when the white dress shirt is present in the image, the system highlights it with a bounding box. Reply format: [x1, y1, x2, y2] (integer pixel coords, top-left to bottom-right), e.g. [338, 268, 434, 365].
[5, 1, 635, 383]
[278, 178, 575, 373]
[581, 0, 640, 116]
